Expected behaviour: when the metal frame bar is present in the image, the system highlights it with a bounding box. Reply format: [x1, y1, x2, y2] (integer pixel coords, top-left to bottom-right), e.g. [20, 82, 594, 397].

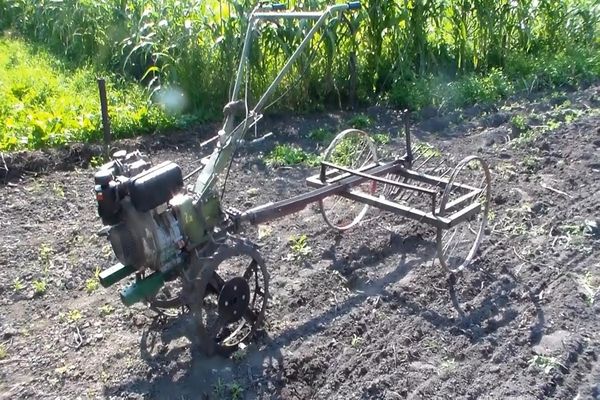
[320, 161, 436, 196]
[195, 3, 353, 196]
[240, 162, 399, 225]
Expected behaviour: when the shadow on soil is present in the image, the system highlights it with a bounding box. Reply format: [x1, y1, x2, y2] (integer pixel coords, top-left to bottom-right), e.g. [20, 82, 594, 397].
[104, 233, 538, 399]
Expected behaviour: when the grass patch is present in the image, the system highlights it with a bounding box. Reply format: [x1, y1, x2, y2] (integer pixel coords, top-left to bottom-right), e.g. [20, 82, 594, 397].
[264, 144, 319, 167]
[0, 37, 178, 151]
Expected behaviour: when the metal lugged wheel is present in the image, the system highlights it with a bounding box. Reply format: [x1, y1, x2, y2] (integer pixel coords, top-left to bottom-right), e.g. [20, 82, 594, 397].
[436, 156, 491, 273]
[319, 129, 378, 231]
[190, 237, 269, 356]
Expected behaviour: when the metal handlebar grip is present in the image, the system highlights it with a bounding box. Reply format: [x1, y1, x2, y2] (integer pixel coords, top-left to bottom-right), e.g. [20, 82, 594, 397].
[347, 1, 361, 10]
[271, 3, 286, 10]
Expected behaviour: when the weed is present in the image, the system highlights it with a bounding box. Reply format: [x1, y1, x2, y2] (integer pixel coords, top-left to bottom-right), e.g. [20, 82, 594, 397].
[213, 378, 226, 398]
[510, 114, 528, 133]
[66, 309, 83, 323]
[440, 357, 457, 372]
[372, 133, 390, 145]
[12, 277, 25, 292]
[579, 272, 600, 306]
[0, 343, 6, 360]
[351, 334, 363, 348]
[32, 279, 47, 295]
[229, 382, 244, 400]
[90, 155, 105, 168]
[52, 183, 65, 198]
[232, 347, 247, 361]
[39, 243, 53, 265]
[348, 114, 372, 129]
[265, 144, 319, 167]
[288, 234, 312, 260]
[308, 128, 334, 143]
[85, 278, 99, 294]
[258, 225, 273, 240]
[415, 142, 442, 158]
[528, 355, 562, 374]
[522, 155, 541, 172]
[99, 304, 115, 316]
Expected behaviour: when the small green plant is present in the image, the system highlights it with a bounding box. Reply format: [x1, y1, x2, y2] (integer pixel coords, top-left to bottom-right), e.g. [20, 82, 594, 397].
[12, 277, 25, 292]
[67, 309, 83, 323]
[351, 334, 363, 348]
[39, 243, 53, 265]
[440, 357, 457, 372]
[348, 114, 372, 129]
[308, 128, 333, 143]
[32, 279, 47, 295]
[265, 144, 319, 167]
[229, 382, 244, 400]
[85, 278, 99, 294]
[575, 271, 599, 306]
[522, 155, 540, 172]
[415, 142, 441, 158]
[85, 267, 101, 293]
[372, 133, 390, 145]
[510, 114, 528, 133]
[52, 183, 65, 198]
[90, 155, 105, 168]
[528, 355, 562, 374]
[0, 343, 7, 360]
[288, 234, 311, 260]
[213, 378, 226, 398]
[99, 304, 115, 316]
[232, 347, 248, 361]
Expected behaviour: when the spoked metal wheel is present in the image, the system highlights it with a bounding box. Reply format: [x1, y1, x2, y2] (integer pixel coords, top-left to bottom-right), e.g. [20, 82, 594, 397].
[319, 129, 378, 231]
[436, 156, 491, 273]
[190, 237, 269, 356]
[381, 141, 450, 201]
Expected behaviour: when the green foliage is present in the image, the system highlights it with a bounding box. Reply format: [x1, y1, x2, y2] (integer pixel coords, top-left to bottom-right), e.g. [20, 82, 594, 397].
[0, 0, 600, 119]
[452, 68, 514, 107]
[32, 279, 47, 295]
[99, 304, 115, 317]
[510, 115, 528, 132]
[265, 144, 319, 167]
[390, 77, 432, 111]
[0, 38, 176, 151]
[0, 0, 598, 147]
[528, 355, 562, 374]
[348, 114, 372, 129]
[372, 133, 390, 145]
[289, 234, 311, 260]
[308, 128, 333, 143]
[12, 277, 24, 292]
[0, 343, 6, 360]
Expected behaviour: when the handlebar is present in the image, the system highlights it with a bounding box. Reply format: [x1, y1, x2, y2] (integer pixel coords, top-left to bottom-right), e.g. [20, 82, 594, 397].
[347, 1, 361, 10]
[261, 1, 360, 14]
[271, 3, 286, 11]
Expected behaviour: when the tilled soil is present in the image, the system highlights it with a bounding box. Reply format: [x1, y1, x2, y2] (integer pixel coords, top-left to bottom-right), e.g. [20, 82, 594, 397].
[1, 86, 599, 400]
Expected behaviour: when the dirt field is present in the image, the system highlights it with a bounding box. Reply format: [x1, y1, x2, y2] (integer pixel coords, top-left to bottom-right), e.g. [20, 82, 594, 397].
[1, 85, 599, 399]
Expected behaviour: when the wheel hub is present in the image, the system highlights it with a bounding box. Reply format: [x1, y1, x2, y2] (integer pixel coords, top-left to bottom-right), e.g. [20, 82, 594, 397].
[218, 277, 250, 323]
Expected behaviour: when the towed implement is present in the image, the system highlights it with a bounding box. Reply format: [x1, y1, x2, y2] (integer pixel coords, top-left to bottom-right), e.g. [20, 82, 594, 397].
[92, 2, 492, 355]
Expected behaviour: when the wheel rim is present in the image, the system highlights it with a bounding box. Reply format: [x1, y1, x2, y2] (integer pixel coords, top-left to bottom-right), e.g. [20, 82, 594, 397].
[191, 237, 269, 355]
[436, 156, 491, 273]
[319, 129, 378, 231]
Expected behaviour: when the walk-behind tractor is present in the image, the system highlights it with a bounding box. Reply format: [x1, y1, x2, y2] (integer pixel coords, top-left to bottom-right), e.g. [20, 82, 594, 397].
[93, 2, 491, 355]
